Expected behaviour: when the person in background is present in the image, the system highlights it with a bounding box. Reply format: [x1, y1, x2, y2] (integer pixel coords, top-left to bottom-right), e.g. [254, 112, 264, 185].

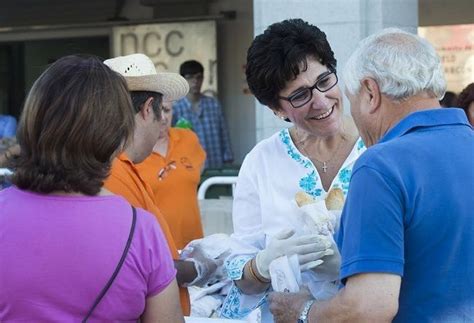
[220, 19, 365, 322]
[0, 137, 19, 169]
[136, 100, 205, 250]
[455, 82, 474, 126]
[439, 90, 457, 108]
[172, 60, 233, 169]
[0, 114, 16, 139]
[268, 28, 474, 323]
[0, 55, 183, 322]
[0, 138, 19, 189]
[103, 53, 223, 315]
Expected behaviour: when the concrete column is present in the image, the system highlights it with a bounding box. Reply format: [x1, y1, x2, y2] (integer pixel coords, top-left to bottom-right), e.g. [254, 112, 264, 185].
[252, 0, 418, 142]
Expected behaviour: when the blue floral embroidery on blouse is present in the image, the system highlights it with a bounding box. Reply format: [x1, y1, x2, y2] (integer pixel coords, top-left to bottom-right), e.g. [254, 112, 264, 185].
[220, 286, 252, 319]
[225, 255, 252, 280]
[338, 168, 352, 194]
[220, 284, 266, 319]
[221, 254, 267, 319]
[280, 129, 322, 197]
[357, 138, 366, 151]
[299, 171, 323, 197]
[279, 130, 312, 169]
[280, 130, 367, 198]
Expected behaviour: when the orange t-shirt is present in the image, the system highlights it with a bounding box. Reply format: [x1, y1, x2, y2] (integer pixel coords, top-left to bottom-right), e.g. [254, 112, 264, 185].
[104, 153, 190, 315]
[136, 128, 206, 249]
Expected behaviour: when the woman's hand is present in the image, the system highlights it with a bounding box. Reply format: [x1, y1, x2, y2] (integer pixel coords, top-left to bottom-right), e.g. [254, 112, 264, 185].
[255, 229, 331, 279]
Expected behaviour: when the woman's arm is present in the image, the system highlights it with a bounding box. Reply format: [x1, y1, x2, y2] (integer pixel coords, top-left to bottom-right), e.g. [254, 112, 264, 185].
[235, 257, 271, 294]
[142, 279, 185, 323]
[228, 152, 268, 294]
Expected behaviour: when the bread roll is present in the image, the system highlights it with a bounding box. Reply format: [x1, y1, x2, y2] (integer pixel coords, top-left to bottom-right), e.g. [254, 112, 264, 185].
[295, 191, 315, 207]
[325, 188, 345, 210]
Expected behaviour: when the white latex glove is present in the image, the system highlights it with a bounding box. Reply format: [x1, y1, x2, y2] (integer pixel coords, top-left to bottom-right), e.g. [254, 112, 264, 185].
[255, 229, 331, 280]
[311, 235, 341, 282]
[184, 244, 227, 287]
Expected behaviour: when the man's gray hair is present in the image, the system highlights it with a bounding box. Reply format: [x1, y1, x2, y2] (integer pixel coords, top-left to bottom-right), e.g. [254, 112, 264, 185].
[343, 28, 446, 100]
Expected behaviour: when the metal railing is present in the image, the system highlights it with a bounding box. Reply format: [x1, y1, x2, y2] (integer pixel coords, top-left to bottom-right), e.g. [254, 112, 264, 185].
[197, 176, 238, 200]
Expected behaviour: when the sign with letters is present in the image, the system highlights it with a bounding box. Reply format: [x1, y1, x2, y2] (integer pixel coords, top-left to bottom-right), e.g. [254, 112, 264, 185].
[418, 24, 474, 93]
[112, 20, 217, 96]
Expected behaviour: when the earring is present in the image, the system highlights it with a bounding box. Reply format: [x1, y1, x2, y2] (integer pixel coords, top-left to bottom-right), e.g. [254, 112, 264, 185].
[275, 113, 286, 120]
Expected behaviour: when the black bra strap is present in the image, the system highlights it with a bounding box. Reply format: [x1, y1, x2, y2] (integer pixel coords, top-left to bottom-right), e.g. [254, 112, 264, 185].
[82, 205, 137, 322]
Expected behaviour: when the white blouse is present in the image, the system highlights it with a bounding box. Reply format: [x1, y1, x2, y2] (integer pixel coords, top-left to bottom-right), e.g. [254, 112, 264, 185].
[220, 128, 366, 321]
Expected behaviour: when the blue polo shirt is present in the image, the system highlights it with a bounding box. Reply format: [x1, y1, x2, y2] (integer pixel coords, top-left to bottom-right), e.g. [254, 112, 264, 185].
[337, 108, 474, 322]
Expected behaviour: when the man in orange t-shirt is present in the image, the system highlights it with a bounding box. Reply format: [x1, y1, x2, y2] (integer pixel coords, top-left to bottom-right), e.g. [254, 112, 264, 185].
[105, 154, 191, 314]
[103, 54, 194, 315]
[136, 101, 206, 250]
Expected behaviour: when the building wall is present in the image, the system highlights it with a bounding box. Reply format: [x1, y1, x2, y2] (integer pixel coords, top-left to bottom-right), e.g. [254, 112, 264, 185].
[23, 38, 109, 92]
[209, 0, 255, 165]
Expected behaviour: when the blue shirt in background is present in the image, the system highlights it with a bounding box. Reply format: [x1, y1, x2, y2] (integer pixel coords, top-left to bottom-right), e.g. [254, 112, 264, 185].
[0, 115, 17, 138]
[337, 108, 474, 322]
[172, 96, 233, 169]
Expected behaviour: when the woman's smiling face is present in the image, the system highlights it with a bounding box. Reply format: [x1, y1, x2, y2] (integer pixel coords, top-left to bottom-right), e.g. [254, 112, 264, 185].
[277, 56, 344, 138]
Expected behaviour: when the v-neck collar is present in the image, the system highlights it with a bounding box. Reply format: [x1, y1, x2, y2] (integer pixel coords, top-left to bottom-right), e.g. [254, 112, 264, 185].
[279, 128, 366, 196]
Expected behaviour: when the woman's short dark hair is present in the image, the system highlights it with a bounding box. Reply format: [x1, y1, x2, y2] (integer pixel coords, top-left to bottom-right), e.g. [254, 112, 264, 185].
[439, 91, 457, 107]
[130, 91, 163, 120]
[13, 55, 135, 195]
[246, 18, 337, 110]
[456, 83, 474, 113]
[179, 60, 204, 76]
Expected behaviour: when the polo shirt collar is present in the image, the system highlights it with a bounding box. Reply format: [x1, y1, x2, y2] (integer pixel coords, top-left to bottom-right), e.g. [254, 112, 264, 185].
[118, 152, 131, 163]
[379, 108, 470, 144]
[153, 128, 180, 159]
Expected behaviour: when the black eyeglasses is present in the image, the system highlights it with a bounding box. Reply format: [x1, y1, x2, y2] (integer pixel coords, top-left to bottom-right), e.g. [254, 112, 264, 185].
[278, 70, 338, 109]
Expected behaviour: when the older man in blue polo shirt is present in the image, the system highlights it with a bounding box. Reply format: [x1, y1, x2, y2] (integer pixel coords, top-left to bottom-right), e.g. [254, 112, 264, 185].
[268, 28, 474, 323]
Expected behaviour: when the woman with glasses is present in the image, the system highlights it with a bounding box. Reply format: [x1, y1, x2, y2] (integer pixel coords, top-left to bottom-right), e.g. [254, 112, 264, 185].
[136, 101, 206, 250]
[220, 19, 366, 322]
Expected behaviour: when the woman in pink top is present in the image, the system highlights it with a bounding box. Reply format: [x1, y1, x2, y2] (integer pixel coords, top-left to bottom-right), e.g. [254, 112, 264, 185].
[0, 55, 184, 322]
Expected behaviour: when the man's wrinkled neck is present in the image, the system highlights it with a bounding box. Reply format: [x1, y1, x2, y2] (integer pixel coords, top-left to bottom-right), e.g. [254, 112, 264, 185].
[372, 92, 441, 145]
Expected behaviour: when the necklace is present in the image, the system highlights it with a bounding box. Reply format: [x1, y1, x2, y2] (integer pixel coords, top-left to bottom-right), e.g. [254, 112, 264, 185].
[295, 129, 346, 173]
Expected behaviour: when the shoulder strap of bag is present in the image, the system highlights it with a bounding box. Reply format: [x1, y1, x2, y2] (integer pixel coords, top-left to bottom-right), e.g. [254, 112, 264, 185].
[82, 205, 137, 322]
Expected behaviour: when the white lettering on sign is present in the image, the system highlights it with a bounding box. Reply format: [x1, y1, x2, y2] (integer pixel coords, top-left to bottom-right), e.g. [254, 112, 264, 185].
[113, 21, 218, 93]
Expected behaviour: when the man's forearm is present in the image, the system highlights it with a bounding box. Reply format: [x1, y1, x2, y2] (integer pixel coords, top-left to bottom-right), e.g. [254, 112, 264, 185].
[308, 287, 395, 323]
[174, 259, 197, 286]
[308, 289, 360, 322]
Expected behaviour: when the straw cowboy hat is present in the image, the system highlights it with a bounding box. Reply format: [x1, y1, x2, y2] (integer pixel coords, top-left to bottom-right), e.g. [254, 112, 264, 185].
[104, 53, 189, 102]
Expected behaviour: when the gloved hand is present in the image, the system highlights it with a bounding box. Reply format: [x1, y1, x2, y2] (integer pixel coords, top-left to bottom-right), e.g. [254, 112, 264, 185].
[184, 244, 228, 287]
[255, 229, 331, 280]
[311, 235, 341, 281]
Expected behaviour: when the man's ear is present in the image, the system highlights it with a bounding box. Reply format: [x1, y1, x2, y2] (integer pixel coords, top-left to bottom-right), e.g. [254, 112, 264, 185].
[139, 97, 155, 120]
[361, 78, 381, 114]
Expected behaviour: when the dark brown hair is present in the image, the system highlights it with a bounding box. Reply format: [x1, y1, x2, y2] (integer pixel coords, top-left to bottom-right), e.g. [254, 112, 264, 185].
[130, 91, 163, 120]
[12, 55, 135, 195]
[456, 83, 474, 113]
[179, 60, 204, 76]
[246, 18, 337, 110]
